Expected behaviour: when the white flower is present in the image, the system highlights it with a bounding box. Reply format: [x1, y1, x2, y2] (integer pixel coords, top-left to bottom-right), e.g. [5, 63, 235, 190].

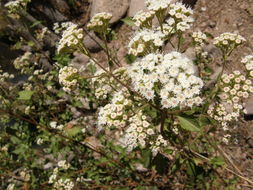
[57, 160, 71, 170]
[128, 52, 203, 109]
[57, 23, 84, 53]
[6, 184, 15, 190]
[87, 12, 112, 32]
[50, 121, 57, 129]
[128, 30, 165, 56]
[59, 65, 79, 92]
[145, 0, 171, 12]
[214, 32, 246, 50]
[133, 10, 155, 28]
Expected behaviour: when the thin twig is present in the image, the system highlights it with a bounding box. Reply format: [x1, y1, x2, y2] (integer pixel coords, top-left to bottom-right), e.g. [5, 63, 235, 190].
[191, 150, 253, 185]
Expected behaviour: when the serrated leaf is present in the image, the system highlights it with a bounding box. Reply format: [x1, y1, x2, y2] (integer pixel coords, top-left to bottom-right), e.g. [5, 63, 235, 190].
[121, 17, 135, 26]
[18, 90, 34, 100]
[177, 116, 200, 132]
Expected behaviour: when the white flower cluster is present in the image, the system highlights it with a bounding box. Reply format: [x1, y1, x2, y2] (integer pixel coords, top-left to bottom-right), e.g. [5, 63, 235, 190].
[220, 71, 252, 102]
[53, 22, 73, 34]
[54, 178, 75, 190]
[13, 51, 32, 73]
[128, 30, 165, 56]
[1, 145, 8, 152]
[36, 138, 44, 145]
[49, 168, 59, 184]
[208, 103, 243, 130]
[145, 0, 171, 12]
[208, 71, 252, 129]
[119, 111, 155, 151]
[192, 31, 207, 46]
[57, 23, 84, 53]
[133, 10, 155, 28]
[87, 12, 112, 33]
[241, 55, 253, 77]
[0, 69, 14, 82]
[213, 32, 246, 52]
[57, 160, 71, 170]
[20, 169, 31, 182]
[49, 164, 74, 189]
[150, 135, 168, 156]
[50, 121, 64, 130]
[24, 105, 34, 115]
[5, 0, 30, 14]
[162, 2, 194, 34]
[192, 31, 208, 55]
[222, 134, 232, 144]
[98, 89, 133, 128]
[128, 52, 204, 109]
[23, 82, 32, 91]
[92, 67, 128, 99]
[59, 66, 79, 92]
[6, 184, 15, 190]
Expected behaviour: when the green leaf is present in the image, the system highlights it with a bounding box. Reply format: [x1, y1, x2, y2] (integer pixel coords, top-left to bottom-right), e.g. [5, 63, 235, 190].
[57, 90, 66, 97]
[142, 149, 151, 168]
[210, 156, 225, 166]
[28, 41, 35, 47]
[198, 116, 210, 127]
[177, 116, 200, 132]
[30, 20, 43, 28]
[65, 127, 81, 137]
[10, 136, 20, 144]
[121, 17, 135, 26]
[18, 90, 34, 100]
[125, 54, 137, 64]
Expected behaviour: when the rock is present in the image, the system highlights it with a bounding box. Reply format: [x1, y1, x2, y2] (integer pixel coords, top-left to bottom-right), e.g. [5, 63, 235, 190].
[83, 32, 103, 52]
[184, 47, 195, 60]
[244, 96, 253, 115]
[90, 0, 129, 24]
[203, 44, 221, 60]
[208, 20, 217, 28]
[33, 5, 67, 23]
[48, 0, 70, 15]
[164, 41, 174, 53]
[71, 52, 89, 69]
[127, 0, 146, 17]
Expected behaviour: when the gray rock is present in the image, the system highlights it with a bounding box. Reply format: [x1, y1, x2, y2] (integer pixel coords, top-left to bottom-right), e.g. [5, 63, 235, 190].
[83, 32, 103, 52]
[90, 0, 130, 24]
[127, 0, 146, 17]
[203, 44, 221, 60]
[164, 41, 174, 53]
[244, 96, 253, 115]
[184, 47, 195, 60]
[71, 52, 89, 69]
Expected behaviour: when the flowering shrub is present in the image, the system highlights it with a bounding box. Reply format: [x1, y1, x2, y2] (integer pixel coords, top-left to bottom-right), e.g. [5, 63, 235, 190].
[1, 0, 253, 189]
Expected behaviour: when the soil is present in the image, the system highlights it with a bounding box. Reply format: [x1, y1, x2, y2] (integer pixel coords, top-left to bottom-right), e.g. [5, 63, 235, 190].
[193, 1, 253, 189]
